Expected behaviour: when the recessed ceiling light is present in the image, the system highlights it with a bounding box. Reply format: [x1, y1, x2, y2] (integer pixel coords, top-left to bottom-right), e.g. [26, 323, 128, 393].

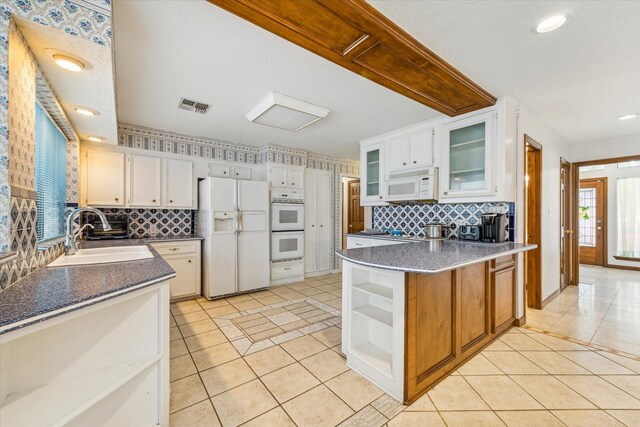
[53, 54, 85, 72]
[535, 14, 567, 33]
[246, 92, 330, 132]
[75, 107, 100, 116]
[85, 136, 103, 142]
[618, 113, 638, 121]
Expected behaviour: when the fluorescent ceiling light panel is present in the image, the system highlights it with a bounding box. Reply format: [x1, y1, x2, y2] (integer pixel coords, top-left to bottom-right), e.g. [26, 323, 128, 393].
[246, 92, 330, 132]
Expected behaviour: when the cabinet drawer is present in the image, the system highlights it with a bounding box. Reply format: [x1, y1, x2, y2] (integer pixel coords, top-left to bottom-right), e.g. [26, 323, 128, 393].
[151, 240, 198, 256]
[271, 261, 303, 280]
[210, 164, 231, 178]
[231, 166, 252, 180]
[346, 237, 372, 249]
[491, 255, 515, 270]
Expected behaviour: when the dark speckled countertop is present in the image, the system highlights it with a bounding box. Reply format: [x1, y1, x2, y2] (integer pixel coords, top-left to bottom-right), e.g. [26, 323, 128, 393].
[337, 239, 536, 274]
[0, 236, 203, 335]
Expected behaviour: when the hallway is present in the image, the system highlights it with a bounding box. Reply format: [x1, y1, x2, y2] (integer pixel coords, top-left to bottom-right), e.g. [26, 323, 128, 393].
[526, 266, 640, 357]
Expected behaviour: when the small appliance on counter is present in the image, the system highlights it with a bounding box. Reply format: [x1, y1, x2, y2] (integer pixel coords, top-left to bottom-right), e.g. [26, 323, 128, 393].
[481, 213, 507, 243]
[83, 212, 129, 240]
[458, 224, 481, 241]
[382, 227, 403, 237]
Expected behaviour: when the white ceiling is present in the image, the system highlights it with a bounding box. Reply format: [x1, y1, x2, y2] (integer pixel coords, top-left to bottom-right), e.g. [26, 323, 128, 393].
[369, 0, 640, 145]
[113, 1, 640, 161]
[111, 0, 439, 159]
[17, 19, 118, 144]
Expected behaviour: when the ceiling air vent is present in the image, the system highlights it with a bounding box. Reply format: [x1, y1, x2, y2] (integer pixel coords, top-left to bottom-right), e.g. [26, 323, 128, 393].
[178, 98, 211, 114]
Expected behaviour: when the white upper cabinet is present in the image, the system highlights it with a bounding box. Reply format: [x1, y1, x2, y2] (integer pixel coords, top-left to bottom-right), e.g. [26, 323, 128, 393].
[440, 111, 496, 199]
[128, 154, 162, 207]
[269, 164, 304, 189]
[231, 165, 252, 180]
[164, 158, 194, 208]
[360, 140, 388, 206]
[386, 125, 434, 174]
[86, 151, 125, 206]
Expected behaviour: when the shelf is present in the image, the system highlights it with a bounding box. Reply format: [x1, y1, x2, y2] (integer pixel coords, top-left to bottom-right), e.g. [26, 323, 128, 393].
[0, 354, 161, 427]
[367, 161, 380, 165]
[450, 138, 485, 148]
[450, 168, 485, 175]
[367, 181, 379, 185]
[354, 305, 393, 327]
[353, 282, 393, 301]
[351, 342, 392, 375]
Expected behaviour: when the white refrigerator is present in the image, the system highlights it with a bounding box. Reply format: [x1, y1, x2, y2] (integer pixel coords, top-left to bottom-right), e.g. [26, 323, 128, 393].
[198, 177, 270, 299]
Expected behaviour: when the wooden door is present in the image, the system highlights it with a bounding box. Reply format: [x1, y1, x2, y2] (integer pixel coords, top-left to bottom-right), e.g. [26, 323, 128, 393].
[348, 180, 365, 236]
[524, 137, 542, 309]
[579, 179, 606, 266]
[560, 160, 572, 288]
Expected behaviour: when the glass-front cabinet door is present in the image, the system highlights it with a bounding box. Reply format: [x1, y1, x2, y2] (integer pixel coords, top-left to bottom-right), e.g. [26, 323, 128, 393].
[441, 111, 496, 198]
[360, 140, 387, 206]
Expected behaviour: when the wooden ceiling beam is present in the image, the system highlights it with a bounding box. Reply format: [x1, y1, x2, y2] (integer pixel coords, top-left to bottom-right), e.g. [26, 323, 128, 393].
[207, 0, 496, 116]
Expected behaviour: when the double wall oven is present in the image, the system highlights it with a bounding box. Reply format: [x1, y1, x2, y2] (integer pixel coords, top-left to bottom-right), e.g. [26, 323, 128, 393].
[271, 189, 304, 261]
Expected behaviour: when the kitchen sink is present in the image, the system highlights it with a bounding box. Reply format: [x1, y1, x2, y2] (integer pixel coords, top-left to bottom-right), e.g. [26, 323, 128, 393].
[47, 246, 154, 267]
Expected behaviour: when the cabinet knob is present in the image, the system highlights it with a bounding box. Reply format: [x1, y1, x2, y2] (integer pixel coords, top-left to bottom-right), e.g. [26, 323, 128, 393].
[291, 182, 295, 186]
[281, 181, 285, 185]
[224, 171, 227, 175]
[236, 173, 239, 176]
[115, 197, 119, 202]
[188, 259, 191, 263]
[320, 225, 323, 228]
[444, 191, 448, 195]
[379, 195, 382, 199]
[312, 224, 315, 227]
[403, 162, 407, 166]
[413, 161, 417, 164]
[152, 199, 156, 202]
[169, 200, 173, 203]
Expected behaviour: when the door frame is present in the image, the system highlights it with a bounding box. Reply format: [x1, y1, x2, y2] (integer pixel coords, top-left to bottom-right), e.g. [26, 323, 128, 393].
[572, 154, 640, 283]
[338, 172, 361, 252]
[523, 135, 543, 309]
[560, 158, 573, 289]
[578, 177, 608, 267]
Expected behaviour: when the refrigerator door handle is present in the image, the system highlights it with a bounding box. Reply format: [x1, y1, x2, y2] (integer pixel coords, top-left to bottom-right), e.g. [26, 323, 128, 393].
[237, 211, 243, 232]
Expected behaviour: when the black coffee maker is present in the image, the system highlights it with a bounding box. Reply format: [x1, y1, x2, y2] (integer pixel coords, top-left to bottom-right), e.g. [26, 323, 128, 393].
[481, 213, 507, 243]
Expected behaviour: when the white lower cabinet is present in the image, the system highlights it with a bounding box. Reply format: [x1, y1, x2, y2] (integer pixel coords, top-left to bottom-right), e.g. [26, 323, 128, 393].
[0, 282, 170, 427]
[342, 261, 405, 400]
[151, 240, 201, 301]
[304, 169, 332, 276]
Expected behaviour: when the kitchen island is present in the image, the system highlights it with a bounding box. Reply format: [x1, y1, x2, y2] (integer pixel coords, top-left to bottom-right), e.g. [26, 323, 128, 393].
[336, 238, 535, 404]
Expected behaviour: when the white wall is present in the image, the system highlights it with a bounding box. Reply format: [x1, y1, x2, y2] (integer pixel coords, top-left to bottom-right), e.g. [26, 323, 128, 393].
[580, 163, 640, 269]
[516, 104, 571, 309]
[570, 134, 640, 162]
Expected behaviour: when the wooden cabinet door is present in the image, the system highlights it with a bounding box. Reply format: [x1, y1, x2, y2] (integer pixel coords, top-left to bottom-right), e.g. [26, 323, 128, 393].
[288, 168, 304, 189]
[388, 134, 411, 173]
[165, 255, 199, 299]
[86, 150, 125, 206]
[410, 127, 434, 168]
[270, 165, 288, 187]
[492, 264, 516, 333]
[460, 263, 489, 351]
[128, 155, 161, 207]
[165, 159, 193, 208]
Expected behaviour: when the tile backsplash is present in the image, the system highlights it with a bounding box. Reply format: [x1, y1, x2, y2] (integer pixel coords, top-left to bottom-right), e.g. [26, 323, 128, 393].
[97, 208, 196, 238]
[373, 202, 516, 240]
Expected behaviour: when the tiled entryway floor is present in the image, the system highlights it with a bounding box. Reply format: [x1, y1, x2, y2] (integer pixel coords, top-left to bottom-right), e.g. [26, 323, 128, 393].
[526, 265, 640, 357]
[169, 273, 640, 426]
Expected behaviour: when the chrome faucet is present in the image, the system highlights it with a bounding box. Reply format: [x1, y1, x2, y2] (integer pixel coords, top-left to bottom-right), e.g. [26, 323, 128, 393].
[65, 207, 112, 255]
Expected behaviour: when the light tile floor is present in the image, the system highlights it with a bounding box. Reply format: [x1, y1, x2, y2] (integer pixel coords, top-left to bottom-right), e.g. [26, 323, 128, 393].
[526, 265, 640, 357]
[169, 273, 640, 426]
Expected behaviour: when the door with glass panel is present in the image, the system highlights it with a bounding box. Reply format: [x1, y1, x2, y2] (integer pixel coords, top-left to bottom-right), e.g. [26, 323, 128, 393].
[578, 178, 606, 266]
[360, 141, 387, 205]
[441, 112, 495, 198]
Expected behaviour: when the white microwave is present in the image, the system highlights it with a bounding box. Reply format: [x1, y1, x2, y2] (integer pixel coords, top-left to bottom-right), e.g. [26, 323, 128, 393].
[385, 168, 438, 202]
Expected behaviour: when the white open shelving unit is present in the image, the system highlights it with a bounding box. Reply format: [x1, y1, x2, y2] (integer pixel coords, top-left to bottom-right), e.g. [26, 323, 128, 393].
[342, 261, 405, 401]
[0, 282, 170, 427]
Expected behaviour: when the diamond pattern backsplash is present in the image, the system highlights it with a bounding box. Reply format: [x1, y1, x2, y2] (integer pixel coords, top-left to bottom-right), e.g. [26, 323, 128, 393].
[99, 208, 196, 238]
[373, 202, 516, 239]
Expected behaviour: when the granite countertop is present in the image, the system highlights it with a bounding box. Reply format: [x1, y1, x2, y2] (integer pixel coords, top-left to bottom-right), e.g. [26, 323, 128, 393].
[0, 236, 203, 335]
[337, 239, 536, 274]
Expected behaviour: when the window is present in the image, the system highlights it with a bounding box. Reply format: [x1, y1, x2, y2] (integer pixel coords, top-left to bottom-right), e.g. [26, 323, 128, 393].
[578, 165, 606, 173]
[617, 160, 640, 169]
[616, 177, 640, 258]
[35, 102, 67, 242]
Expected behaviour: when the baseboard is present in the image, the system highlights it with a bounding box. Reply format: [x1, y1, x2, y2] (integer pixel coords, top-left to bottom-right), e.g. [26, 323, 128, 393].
[541, 288, 561, 308]
[604, 262, 640, 272]
[514, 314, 526, 326]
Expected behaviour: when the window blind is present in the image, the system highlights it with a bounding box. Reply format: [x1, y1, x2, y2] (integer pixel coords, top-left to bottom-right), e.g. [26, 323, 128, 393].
[35, 102, 67, 242]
